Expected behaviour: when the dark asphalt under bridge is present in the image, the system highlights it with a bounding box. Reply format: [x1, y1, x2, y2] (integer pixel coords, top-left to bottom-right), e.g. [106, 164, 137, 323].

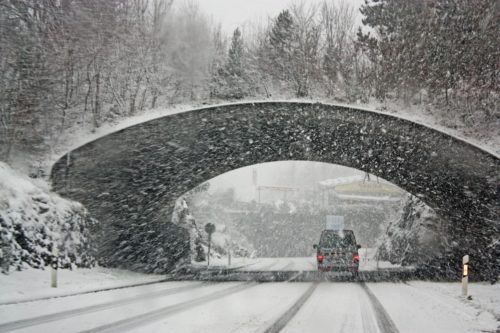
[51, 102, 499, 275]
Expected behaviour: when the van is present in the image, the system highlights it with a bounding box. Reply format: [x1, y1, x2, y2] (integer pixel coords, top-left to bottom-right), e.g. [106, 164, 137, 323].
[313, 229, 360, 277]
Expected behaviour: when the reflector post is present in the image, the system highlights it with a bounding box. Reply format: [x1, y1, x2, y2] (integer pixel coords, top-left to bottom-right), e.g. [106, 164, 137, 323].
[462, 255, 469, 297]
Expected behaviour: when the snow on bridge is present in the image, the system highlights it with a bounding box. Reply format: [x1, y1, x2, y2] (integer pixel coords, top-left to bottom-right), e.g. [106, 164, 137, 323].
[50, 102, 499, 273]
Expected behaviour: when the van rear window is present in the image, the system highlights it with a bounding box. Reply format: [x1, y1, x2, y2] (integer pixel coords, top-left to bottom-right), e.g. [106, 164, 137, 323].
[319, 231, 355, 248]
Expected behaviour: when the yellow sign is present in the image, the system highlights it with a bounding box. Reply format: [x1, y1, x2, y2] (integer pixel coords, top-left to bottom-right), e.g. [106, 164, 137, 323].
[463, 264, 468, 277]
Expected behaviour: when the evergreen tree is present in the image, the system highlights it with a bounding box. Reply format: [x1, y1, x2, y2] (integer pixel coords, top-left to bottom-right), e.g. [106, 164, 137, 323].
[227, 28, 244, 78]
[357, 0, 429, 101]
[358, 0, 498, 113]
[268, 10, 296, 82]
[225, 28, 248, 99]
[214, 28, 252, 99]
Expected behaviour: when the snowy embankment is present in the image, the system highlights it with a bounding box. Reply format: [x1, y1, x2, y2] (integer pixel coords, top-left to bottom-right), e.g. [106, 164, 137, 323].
[409, 281, 500, 322]
[0, 267, 167, 304]
[0, 162, 96, 272]
[368, 281, 500, 333]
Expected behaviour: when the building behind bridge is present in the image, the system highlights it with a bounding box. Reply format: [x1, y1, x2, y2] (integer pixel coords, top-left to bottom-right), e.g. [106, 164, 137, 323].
[318, 175, 405, 209]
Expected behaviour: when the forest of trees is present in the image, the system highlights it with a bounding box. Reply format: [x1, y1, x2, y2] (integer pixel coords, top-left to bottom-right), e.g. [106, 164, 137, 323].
[0, 0, 497, 167]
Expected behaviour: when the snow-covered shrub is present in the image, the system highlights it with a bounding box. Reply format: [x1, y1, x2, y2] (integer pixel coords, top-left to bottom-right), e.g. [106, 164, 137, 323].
[0, 162, 97, 273]
[376, 195, 447, 266]
[193, 237, 206, 262]
[172, 196, 252, 262]
[377, 194, 499, 282]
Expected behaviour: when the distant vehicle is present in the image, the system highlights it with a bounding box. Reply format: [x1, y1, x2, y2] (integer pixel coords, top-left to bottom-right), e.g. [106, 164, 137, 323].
[313, 229, 361, 277]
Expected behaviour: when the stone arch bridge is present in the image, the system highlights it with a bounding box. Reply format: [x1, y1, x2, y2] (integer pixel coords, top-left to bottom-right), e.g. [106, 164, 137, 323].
[51, 102, 499, 275]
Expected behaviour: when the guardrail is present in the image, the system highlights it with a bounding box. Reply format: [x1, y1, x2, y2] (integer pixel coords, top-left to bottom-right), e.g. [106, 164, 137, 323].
[168, 267, 417, 282]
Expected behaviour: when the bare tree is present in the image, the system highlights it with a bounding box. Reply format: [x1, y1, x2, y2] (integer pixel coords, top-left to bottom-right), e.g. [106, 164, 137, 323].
[320, 0, 356, 98]
[289, 2, 322, 97]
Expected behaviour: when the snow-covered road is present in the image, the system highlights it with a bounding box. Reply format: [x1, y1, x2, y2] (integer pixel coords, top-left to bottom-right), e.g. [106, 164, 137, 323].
[1, 279, 497, 333]
[193, 252, 406, 273]
[234, 257, 317, 271]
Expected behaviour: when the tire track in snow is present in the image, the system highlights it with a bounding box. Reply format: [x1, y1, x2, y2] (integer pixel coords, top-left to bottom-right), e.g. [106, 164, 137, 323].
[0, 282, 207, 332]
[360, 283, 400, 333]
[358, 285, 379, 333]
[262, 283, 318, 333]
[77, 282, 258, 333]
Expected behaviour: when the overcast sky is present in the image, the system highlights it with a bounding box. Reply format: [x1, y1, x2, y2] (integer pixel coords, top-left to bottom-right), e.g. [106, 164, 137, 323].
[208, 161, 364, 202]
[197, 0, 366, 34]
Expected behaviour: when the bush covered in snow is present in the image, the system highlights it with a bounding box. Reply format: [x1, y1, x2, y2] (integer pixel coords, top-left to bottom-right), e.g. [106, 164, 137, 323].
[376, 194, 499, 282]
[172, 196, 252, 262]
[376, 195, 448, 266]
[0, 162, 97, 273]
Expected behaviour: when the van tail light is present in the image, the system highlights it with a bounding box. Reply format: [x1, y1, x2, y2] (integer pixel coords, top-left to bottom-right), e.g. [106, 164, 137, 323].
[353, 254, 359, 262]
[317, 254, 324, 262]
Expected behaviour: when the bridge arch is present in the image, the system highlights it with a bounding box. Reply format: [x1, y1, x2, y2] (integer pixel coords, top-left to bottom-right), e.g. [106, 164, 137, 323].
[51, 102, 499, 273]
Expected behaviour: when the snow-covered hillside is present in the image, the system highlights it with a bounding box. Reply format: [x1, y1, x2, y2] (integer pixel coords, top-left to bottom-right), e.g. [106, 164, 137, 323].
[376, 195, 448, 266]
[0, 266, 166, 304]
[0, 162, 97, 273]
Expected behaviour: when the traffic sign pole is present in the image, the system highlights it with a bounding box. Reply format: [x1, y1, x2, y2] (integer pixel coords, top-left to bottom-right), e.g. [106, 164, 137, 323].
[204, 223, 216, 267]
[207, 233, 211, 267]
[51, 245, 58, 288]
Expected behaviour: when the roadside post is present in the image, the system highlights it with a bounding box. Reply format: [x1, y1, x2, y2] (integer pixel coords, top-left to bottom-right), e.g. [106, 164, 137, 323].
[204, 223, 215, 267]
[225, 239, 232, 267]
[51, 245, 58, 288]
[462, 255, 469, 297]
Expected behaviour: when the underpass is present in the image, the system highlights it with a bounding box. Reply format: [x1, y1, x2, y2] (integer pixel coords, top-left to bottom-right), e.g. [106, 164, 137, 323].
[50, 102, 500, 277]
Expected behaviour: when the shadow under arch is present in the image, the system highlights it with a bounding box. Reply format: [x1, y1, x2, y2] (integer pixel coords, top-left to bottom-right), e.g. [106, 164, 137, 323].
[51, 102, 499, 274]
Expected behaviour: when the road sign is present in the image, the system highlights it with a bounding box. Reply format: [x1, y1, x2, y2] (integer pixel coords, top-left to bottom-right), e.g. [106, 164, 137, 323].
[205, 223, 216, 267]
[204, 223, 215, 235]
[326, 215, 344, 230]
